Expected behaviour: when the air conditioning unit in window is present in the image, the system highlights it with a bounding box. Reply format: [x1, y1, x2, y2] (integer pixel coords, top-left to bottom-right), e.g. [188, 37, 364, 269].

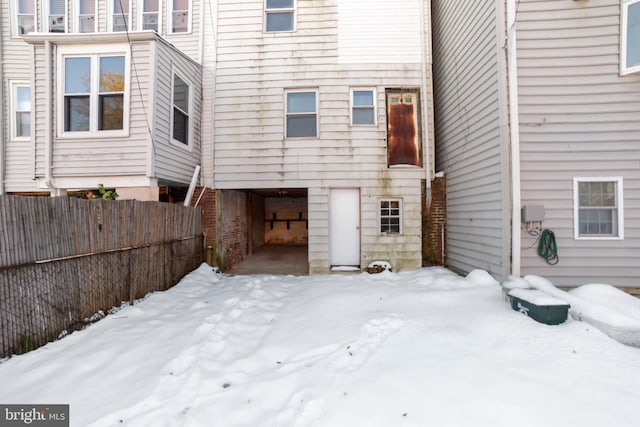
[50, 16, 65, 33]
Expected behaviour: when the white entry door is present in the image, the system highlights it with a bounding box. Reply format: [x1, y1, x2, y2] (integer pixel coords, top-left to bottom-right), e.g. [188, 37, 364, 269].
[329, 188, 360, 267]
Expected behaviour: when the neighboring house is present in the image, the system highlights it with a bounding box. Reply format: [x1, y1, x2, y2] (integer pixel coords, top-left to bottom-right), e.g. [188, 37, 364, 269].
[431, 0, 640, 285]
[203, 0, 436, 273]
[0, 0, 202, 200]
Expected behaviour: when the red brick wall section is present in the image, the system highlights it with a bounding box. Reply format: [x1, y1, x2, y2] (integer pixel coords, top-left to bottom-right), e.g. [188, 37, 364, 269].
[422, 176, 447, 266]
[219, 190, 248, 271]
[192, 187, 216, 264]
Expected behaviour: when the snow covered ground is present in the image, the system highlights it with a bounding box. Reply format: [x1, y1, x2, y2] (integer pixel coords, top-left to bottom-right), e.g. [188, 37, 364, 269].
[1, 264, 639, 427]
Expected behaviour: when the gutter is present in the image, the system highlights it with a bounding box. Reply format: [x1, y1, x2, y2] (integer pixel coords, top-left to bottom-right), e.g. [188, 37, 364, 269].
[420, 0, 432, 192]
[507, 0, 522, 276]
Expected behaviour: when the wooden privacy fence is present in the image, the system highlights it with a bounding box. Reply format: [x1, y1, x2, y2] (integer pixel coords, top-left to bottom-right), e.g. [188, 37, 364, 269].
[0, 195, 203, 358]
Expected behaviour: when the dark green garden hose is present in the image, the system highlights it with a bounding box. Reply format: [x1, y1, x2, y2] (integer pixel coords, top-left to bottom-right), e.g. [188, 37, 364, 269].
[537, 229, 559, 265]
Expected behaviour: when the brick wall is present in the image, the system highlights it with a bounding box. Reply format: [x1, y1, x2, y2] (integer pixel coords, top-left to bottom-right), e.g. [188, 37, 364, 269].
[192, 187, 217, 265]
[265, 197, 308, 244]
[219, 190, 248, 270]
[422, 176, 447, 266]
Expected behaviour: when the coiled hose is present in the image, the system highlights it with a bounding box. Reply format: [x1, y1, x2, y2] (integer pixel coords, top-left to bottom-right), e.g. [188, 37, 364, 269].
[537, 229, 559, 265]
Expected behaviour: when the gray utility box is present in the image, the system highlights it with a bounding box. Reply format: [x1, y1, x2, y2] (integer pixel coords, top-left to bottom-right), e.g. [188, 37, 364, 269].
[521, 205, 545, 222]
[508, 289, 570, 325]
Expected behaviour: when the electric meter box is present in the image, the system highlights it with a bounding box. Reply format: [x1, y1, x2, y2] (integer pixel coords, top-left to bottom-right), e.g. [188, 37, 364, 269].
[521, 205, 545, 222]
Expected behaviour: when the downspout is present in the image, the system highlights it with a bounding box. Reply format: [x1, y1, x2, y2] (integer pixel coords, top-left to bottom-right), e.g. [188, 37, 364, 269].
[44, 40, 58, 195]
[420, 0, 432, 195]
[506, 0, 522, 276]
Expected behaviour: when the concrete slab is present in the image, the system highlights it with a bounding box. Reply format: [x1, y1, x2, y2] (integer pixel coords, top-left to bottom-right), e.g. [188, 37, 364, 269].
[228, 244, 309, 276]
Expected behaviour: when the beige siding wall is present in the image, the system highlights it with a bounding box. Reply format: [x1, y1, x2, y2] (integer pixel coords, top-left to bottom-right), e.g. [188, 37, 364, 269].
[213, 0, 433, 272]
[1, 0, 38, 192]
[517, 0, 640, 286]
[432, 0, 510, 277]
[153, 38, 202, 185]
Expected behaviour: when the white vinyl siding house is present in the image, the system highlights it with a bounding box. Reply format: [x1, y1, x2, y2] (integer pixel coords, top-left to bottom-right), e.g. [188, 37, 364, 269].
[211, 0, 435, 273]
[432, 0, 640, 286]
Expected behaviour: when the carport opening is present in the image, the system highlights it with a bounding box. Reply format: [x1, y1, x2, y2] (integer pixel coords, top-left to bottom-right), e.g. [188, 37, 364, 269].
[224, 188, 308, 275]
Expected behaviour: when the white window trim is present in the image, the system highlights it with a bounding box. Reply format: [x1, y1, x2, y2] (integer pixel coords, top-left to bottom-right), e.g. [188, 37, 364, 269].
[350, 87, 377, 126]
[170, 68, 193, 150]
[573, 177, 624, 240]
[11, 0, 37, 37]
[379, 198, 403, 235]
[264, 0, 296, 33]
[56, 44, 130, 139]
[138, 0, 162, 32]
[167, 0, 192, 34]
[621, 0, 640, 75]
[9, 81, 31, 141]
[43, 0, 67, 33]
[74, 0, 97, 33]
[284, 89, 319, 139]
[108, 0, 132, 32]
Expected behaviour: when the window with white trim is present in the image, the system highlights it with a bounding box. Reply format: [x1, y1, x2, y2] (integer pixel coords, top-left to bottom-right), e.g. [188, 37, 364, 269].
[11, 83, 31, 139]
[622, 0, 640, 74]
[172, 73, 191, 145]
[265, 0, 295, 32]
[13, 0, 35, 36]
[46, 0, 66, 32]
[351, 88, 376, 125]
[109, 0, 131, 32]
[139, 0, 160, 31]
[380, 199, 402, 234]
[574, 178, 624, 239]
[168, 0, 190, 33]
[285, 90, 317, 138]
[76, 0, 97, 33]
[62, 53, 126, 133]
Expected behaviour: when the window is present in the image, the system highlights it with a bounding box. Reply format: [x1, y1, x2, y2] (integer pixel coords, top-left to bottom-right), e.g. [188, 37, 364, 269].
[46, 0, 66, 32]
[13, 0, 35, 36]
[11, 83, 31, 139]
[172, 73, 191, 145]
[286, 90, 317, 138]
[140, 0, 160, 31]
[380, 199, 402, 234]
[622, 0, 640, 74]
[110, 0, 130, 32]
[169, 0, 190, 33]
[351, 89, 376, 125]
[386, 89, 421, 167]
[265, 0, 295, 32]
[76, 0, 96, 33]
[574, 178, 624, 239]
[62, 53, 126, 133]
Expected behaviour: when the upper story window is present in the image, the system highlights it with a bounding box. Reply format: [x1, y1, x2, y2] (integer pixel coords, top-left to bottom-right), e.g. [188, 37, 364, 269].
[622, 0, 640, 74]
[574, 178, 624, 239]
[13, 0, 35, 36]
[76, 0, 97, 33]
[386, 89, 421, 167]
[172, 72, 192, 146]
[11, 83, 31, 139]
[62, 52, 127, 134]
[46, 0, 66, 33]
[265, 0, 295, 32]
[110, 0, 131, 32]
[380, 199, 402, 234]
[286, 90, 317, 138]
[351, 88, 376, 125]
[169, 0, 190, 33]
[140, 0, 160, 31]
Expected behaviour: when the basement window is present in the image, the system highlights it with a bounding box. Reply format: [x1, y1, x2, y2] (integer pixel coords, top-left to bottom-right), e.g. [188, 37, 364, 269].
[380, 199, 402, 234]
[574, 178, 624, 239]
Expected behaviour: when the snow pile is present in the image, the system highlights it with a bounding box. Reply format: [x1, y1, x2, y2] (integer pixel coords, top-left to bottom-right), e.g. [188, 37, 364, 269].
[521, 275, 640, 347]
[0, 265, 639, 427]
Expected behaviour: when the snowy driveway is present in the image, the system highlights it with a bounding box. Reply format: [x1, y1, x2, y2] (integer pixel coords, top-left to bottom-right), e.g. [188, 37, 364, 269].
[1, 264, 639, 427]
